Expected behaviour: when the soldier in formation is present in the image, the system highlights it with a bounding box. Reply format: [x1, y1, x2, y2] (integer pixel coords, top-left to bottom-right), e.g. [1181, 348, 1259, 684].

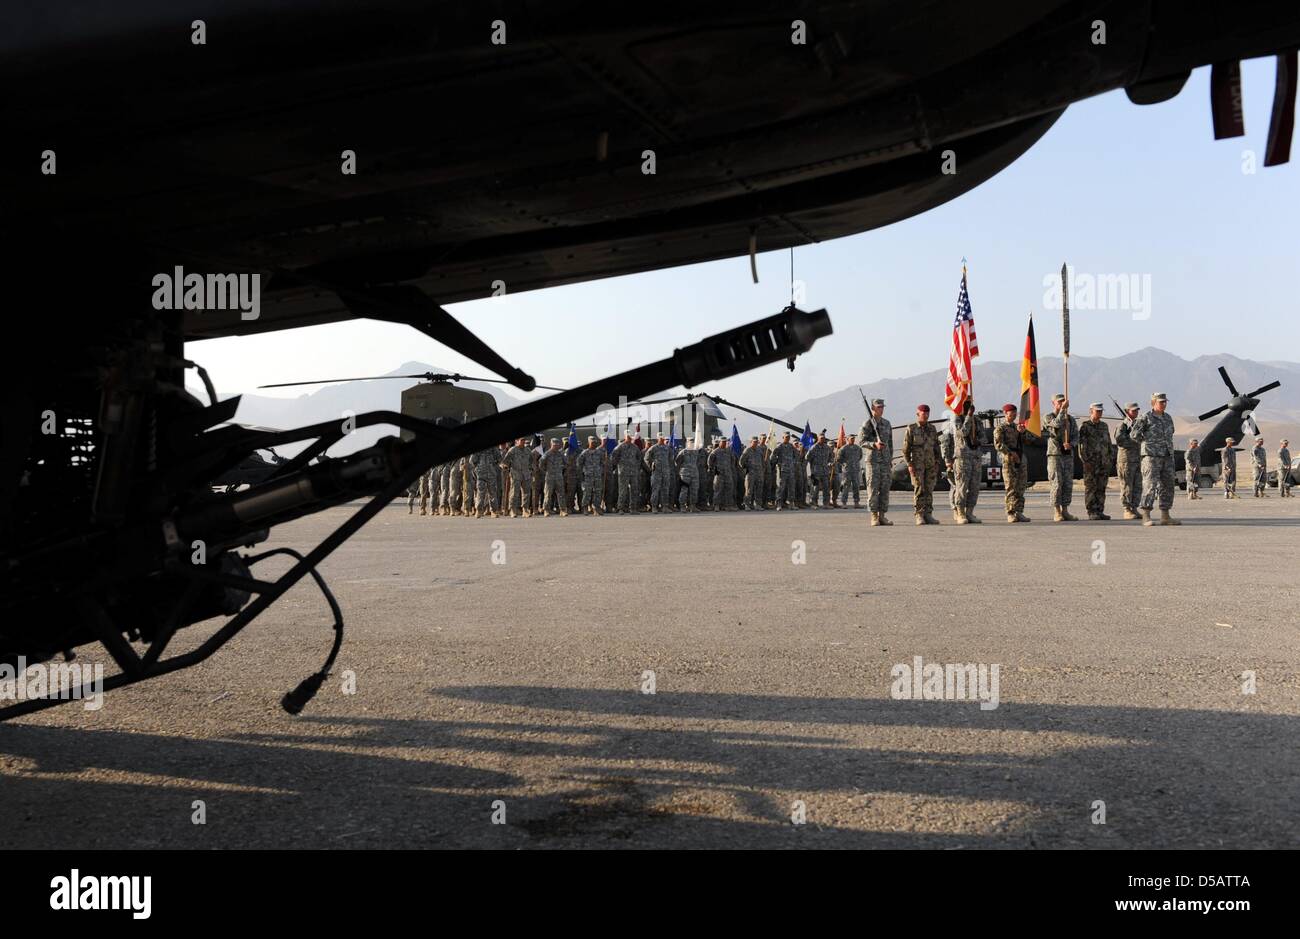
[1130, 392, 1180, 525]
[1077, 403, 1112, 521]
[992, 404, 1032, 523]
[1185, 438, 1201, 500]
[947, 400, 982, 524]
[902, 404, 941, 525]
[1222, 437, 1238, 498]
[1251, 438, 1268, 497]
[1114, 401, 1143, 520]
[859, 398, 893, 526]
[1279, 439, 1293, 497]
[1043, 393, 1078, 522]
[837, 434, 864, 509]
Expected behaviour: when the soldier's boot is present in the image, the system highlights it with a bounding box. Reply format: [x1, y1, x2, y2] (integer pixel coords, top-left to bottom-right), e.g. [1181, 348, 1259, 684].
[1007, 513, 1017, 524]
[1053, 506, 1065, 522]
[923, 513, 940, 525]
[1159, 509, 1181, 526]
[1062, 509, 1078, 521]
[966, 510, 982, 524]
[879, 513, 893, 526]
[915, 513, 925, 526]
[870, 512, 881, 526]
[1122, 508, 1140, 520]
[1016, 513, 1031, 523]
[1096, 512, 1110, 521]
[954, 507, 968, 525]
[1140, 508, 1154, 526]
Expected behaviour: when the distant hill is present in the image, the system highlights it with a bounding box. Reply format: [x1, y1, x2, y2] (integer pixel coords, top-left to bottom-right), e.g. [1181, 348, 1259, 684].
[782, 348, 1300, 444]
[197, 350, 1299, 456]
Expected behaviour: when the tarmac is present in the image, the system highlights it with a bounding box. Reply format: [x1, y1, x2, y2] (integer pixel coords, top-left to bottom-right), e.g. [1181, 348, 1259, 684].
[2, 487, 1297, 849]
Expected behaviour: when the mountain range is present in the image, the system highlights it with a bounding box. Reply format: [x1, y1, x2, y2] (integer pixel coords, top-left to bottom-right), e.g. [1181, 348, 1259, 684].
[206, 349, 1299, 456]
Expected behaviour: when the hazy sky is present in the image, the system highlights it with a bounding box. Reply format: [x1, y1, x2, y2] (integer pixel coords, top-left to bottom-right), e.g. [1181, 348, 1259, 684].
[192, 59, 1297, 413]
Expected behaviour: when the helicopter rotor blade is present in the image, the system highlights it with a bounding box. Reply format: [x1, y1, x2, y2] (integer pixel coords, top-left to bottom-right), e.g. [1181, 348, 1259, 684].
[1197, 404, 1230, 421]
[258, 374, 425, 388]
[709, 396, 803, 433]
[1218, 366, 1240, 397]
[1244, 380, 1281, 399]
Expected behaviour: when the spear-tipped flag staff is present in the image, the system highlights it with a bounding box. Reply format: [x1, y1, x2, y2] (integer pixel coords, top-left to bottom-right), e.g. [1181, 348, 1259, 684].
[1061, 262, 1071, 447]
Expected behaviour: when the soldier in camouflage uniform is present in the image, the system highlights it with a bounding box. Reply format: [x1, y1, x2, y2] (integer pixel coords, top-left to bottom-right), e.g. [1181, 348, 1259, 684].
[739, 437, 765, 509]
[503, 438, 533, 517]
[902, 404, 942, 524]
[993, 404, 1031, 523]
[836, 434, 865, 509]
[793, 441, 808, 507]
[1043, 393, 1078, 522]
[460, 456, 475, 516]
[1130, 392, 1180, 525]
[859, 399, 893, 525]
[756, 434, 772, 508]
[471, 447, 501, 518]
[610, 434, 642, 514]
[644, 434, 674, 512]
[805, 433, 833, 509]
[437, 461, 454, 515]
[1114, 402, 1143, 520]
[769, 432, 797, 509]
[708, 439, 739, 510]
[1279, 439, 1293, 497]
[1077, 403, 1112, 520]
[695, 441, 711, 509]
[538, 439, 569, 516]
[828, 438, 841, 508]
[675, 439, 699, 511]
[602, 436, 618, 510]
[1251, 438, 1268, 497]
[576, 437, 607, 515]
[1185, 438, 1201, 500]
[1222, 437, 1238, 498]
[529, 441, 544, 516]
[949, 401, 983, 523]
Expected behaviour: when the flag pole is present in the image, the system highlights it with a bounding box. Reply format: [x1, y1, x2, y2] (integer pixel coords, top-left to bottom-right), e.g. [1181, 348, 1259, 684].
[1060, 262, 1070, 447]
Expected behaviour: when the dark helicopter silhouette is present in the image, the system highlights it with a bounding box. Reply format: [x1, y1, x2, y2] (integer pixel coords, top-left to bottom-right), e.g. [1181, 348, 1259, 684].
[1188, 367, 1282, 480]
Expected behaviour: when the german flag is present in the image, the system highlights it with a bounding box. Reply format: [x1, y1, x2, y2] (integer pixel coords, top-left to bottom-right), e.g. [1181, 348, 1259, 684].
[1019, 316, 1042, 436]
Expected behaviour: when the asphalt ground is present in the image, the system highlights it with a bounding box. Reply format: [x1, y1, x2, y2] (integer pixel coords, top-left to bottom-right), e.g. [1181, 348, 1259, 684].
[2, 486, 1297, 849]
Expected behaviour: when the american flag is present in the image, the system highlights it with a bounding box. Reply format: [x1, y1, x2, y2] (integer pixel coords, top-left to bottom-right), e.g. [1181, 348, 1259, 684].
[944, 267, 979, 414]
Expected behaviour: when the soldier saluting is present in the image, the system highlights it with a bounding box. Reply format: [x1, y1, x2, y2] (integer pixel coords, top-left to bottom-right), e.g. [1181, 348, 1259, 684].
[902, 404, 942, 525]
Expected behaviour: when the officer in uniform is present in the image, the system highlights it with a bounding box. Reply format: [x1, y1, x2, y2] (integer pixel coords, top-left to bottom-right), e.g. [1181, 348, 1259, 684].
[1077, 403, 1112, 520]
[992, 404, 1031, 523]
[902, 404, 941, 524]
[1279, 439, 1293, 497]
[859, 398, 893, 526]
[1043, 393, 1078, 522]
[576, 436, 607, 515]
[1130, 392, 1180, 525]
[1251, 438, 1268, 497]
[1114, 401, 1143, 520]
[1185, 438, 1201, 500]
[1222, 437, 1238, 498]
[836, 433, 865, 509]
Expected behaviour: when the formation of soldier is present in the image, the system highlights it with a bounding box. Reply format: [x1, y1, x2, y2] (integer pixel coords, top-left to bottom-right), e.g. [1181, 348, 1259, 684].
[407, 394, 1296, 525]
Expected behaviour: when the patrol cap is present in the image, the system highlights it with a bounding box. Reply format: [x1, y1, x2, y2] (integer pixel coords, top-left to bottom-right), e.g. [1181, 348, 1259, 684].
[1256, 437, 1264, 443]
[1051, 393, 1065, 402]
[1151, 392, 1167, 402]
[550, 437, 560, 444]
[1002, 404, 1017, 413]
[848, 433, 857, 439]
[1226, 436, 1236, 444]
[1189, 438, 1198, 445]
[1283, 439, 1290, 445]
[1088, 402, 1103, 410]
[916, 404, 930, 413]
[1123, 402, 1139, 411]
[871, 398, 885, 407]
